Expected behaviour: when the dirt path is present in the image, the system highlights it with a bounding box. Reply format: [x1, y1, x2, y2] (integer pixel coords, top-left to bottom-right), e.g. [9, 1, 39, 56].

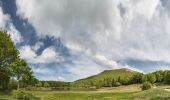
[165, 88, 170, 92]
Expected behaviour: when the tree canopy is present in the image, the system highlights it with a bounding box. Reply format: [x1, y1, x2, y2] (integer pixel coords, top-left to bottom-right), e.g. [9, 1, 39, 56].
[0, 30, 35, 90]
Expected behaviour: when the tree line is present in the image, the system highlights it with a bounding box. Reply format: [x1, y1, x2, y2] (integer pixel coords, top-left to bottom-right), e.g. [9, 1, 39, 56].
[35, 70, 170, 89]
[71, 70, 170, 89]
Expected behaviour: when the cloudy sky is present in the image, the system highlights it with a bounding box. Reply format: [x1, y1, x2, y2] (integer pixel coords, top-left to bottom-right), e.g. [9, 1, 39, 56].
[1, 0, 170, 81]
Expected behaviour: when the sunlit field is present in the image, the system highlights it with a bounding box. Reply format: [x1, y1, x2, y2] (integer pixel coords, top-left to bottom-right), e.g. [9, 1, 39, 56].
[0, 84, 169, 100]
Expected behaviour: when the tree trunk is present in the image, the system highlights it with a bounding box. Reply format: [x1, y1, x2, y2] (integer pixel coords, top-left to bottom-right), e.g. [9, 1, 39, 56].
[17, 80, 20, 89]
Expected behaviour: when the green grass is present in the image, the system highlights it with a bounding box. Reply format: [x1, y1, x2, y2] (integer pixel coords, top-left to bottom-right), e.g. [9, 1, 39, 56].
[28, 91, 132, 100]
[28, 88, 170, 100]
[128, 88, 170, 100]
[0, 91, 16, 100]
[27, 84, 170, 100]
[0, 84, 169, 100]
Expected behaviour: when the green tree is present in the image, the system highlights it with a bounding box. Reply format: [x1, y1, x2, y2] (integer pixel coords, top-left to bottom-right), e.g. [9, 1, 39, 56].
[35, 82, 42, 87]
[154, 71, 164, 82]
[164, 71, 170, 84]
[141, 75, 148, 83]
[120, 77, 131, 85]
[0, 31, 19, 90]
[11, 59, 32, 89]
[44, 82, 50, 88]
[131, 73, 143, 83]
[147, 74, 156, 84]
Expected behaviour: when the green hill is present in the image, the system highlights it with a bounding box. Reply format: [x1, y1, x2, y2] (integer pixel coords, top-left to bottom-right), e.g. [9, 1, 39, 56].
[71, 68, 140, 87]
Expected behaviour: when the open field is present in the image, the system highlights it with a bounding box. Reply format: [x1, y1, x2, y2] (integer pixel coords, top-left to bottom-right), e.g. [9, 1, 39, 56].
[0, 84, 170, 100]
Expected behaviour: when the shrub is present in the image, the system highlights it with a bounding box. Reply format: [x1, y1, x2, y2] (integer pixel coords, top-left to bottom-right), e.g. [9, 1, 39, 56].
[13, 90, 25, 99]
[141, 82, 152, 90]
[114, 82, 121, 87]
[12, 89, 40, 100]
[8, 79, 18, 90]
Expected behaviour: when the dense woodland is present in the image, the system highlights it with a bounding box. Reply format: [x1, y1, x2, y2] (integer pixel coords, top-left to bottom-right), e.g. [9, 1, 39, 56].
[0, 30, 170, 91]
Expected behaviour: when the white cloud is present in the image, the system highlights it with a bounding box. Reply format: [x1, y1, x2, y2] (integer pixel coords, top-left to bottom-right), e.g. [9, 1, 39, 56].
[37, 47, 61, 63]
[16, 0, 170, 80]
[19, 45, 37, 60]
[19, 44, 62, 64]
[0, 7, 22, 44]
[32, 42, 44, 51]
[39, 76, 65, 81]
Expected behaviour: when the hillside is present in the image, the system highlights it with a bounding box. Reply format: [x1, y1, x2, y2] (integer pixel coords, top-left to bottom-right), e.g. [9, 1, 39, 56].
[71, 68, 140, 87]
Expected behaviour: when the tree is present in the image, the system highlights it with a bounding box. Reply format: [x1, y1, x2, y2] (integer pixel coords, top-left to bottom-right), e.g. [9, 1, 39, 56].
[21, 67, 34, 87]
[44, 82, 50, 88]
[141, 75, 148, 83]
[35, 82, 42, 87]
[154, 71, 164, 82]
[147, 74, 156, 84]
[164, 71, 170, 84]
[11, 59, 32, 89]
[120, 77, 131, 85]
[0, 30, 19, 90]
[131, 73, 143, 83]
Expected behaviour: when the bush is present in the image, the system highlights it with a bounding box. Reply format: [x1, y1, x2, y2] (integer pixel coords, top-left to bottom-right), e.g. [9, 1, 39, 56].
[8, 79, 18, 90]
[13, 90, 26, 99]
[141, 82, 152, 90]
[114, 82, 121, 87]
[12, 89, 40, 100]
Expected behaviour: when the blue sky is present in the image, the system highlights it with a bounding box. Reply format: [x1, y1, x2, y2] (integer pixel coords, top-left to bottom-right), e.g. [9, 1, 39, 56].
[0, 0, 170, 81]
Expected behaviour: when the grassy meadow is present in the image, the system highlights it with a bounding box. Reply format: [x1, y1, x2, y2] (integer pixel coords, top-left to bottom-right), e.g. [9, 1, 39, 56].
[0, 84, 169, 100]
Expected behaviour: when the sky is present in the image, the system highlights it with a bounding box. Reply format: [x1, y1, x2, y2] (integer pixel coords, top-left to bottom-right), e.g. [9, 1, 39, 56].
[0, 0, 170, 82]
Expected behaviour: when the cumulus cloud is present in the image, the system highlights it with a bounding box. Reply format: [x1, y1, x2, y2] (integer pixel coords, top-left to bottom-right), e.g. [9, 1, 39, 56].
[19, 44, 62, 64]
[39, 75, 65, 81]
[0, 7, 22, 44]
[16, 0, 170, 80]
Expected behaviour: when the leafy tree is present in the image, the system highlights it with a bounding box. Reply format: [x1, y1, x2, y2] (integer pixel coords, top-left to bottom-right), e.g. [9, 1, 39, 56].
[154, 71, 164, 82]
[147, 74, 156, 84]
[0, 30, 19, 90]
[35, 82, 42, 87]
[141, 75, 148, 83]
[164, 71, 170, 84]
[131, 73, 143, 83]
[120, 77, 131, 85]
[44, 82, 50, 88]
[21, 67, 34, 87]
[11, 59, 32, 89]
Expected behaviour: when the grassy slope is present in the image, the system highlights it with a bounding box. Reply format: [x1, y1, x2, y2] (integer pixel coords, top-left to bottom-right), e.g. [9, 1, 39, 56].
[72, 68, 139, 85]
